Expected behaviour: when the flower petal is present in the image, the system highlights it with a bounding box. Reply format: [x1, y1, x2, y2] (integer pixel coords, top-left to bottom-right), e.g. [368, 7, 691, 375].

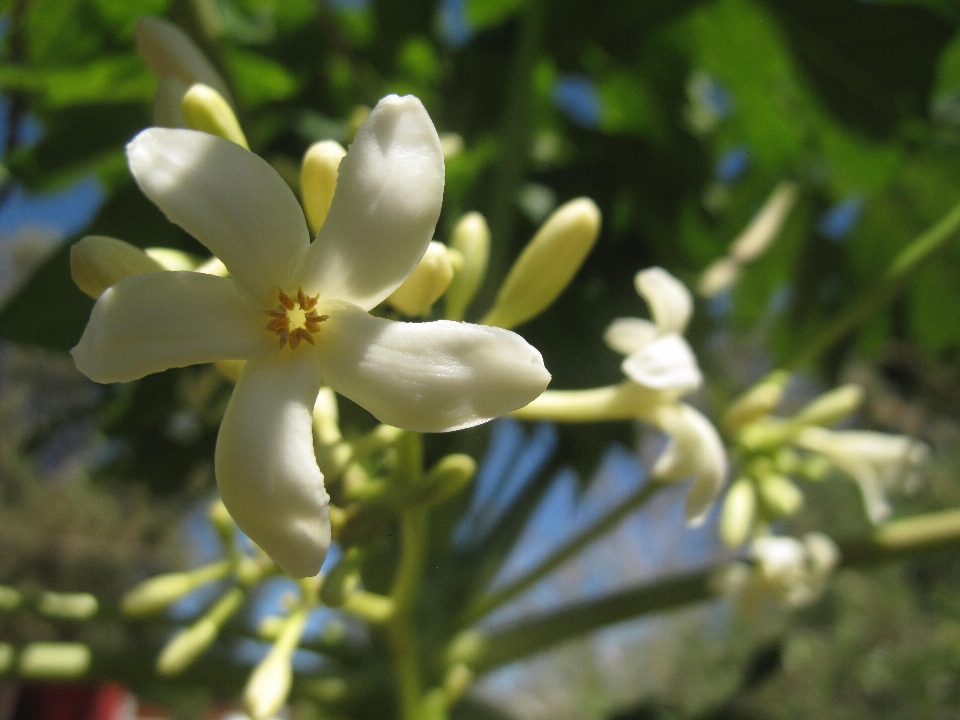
[621, 334, 702, 392]
[314, 300, 550, 432]
[216, 354, 330, 578]
[295, 95, 445, 310]
[127, 128, 310, 306]
[634, 267, 693, 335]
[72, 272, 266, 383]
[603, 317, 659, 356]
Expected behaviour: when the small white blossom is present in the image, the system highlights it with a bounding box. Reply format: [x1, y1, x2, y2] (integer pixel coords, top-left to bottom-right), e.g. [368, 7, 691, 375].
[604, 267, 702, 394]
[794, 426, 930, 523]
[72, 95, 550, 577]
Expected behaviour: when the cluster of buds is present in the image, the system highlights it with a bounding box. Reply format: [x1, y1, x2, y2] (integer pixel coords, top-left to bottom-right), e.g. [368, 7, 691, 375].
[715, 532, 840, 612]
[719, 372, 930, 547]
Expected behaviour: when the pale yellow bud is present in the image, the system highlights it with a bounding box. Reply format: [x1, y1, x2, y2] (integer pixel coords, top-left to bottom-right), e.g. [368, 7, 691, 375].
[417, 453, 477, 507]
[439, 132, 464, 158]
[482, 198, 601, 329]
[724, 370, 791, 433]
[301, 140, 346, 234]
[793, 384, 864, 428]
[71, 236, 165, 298]
[121, 560, 232, 616]
[756, 472, 804, 518]
[156, 587, 244, 676]
[19, 643, 90, 679]
[719, 477, 757, 548]
[37, 592, 98, 620]
[244, 611, 307, 720]
[445, 212, 491, 321]
[387, 241, 455, 316]
[729, 182, 798, 263]
[182, 83, 248, 149]
[697, 256, 741, 298]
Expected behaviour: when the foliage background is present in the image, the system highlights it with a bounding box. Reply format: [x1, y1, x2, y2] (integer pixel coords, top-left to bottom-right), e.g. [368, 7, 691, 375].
[2, 0, 960, 718]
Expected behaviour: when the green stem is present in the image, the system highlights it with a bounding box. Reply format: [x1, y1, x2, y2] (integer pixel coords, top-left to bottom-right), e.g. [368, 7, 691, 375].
[461, 480, 661, 625]
[452, 507, 960, 675]
[789, 197, 960, 369]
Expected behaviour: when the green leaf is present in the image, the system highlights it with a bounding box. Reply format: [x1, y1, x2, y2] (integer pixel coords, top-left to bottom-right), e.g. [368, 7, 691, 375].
[0, 56, 154, 107]
[224, 47, 300, 107]
[27, 0, 79, 63]
[465, 0, 528, 31]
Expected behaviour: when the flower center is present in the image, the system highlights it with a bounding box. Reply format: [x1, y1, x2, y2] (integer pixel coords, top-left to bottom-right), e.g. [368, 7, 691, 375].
[265, 287, 328, 349]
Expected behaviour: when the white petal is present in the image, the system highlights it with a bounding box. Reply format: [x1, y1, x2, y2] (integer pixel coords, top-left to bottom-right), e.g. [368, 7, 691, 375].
[603, 317, 659, 356]
[216, 354, 330, 578]
[135, 17, 232, 103]
[651, 403, 728, 525]
[127, 128, 310, 306]
[295, 95, 445, 310]
[621, 334, 702, 392]
[634, 267, 693, 335]
[314, 300, 550, 432]
[72, 272, 265, 384]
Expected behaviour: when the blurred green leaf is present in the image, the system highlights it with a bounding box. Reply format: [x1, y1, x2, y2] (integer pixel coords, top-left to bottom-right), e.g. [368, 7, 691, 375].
[466, 0, 527, 31]
[224, 46, 300, 106]
[0, 55, 154, 107]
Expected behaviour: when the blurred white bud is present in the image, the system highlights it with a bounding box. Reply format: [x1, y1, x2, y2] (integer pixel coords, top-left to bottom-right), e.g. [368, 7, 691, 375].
[71, 236, 165, 298]
[719, 477, 757, 548]
[445, 212, 491, 321]
[792, 384, 865, 428]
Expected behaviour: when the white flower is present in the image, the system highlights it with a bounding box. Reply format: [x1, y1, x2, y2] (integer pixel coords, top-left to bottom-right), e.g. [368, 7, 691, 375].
[649, 402, 728, 524]
[749, 532, 839, 608]
[72, 95, 551, 578]
[604, 267, 702, 394]
[793, 427, 929, 524]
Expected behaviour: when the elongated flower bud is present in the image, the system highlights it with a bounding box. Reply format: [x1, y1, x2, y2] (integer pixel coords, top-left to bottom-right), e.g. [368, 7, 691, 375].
[19, 643, 91, 679]
[729, 182, 798, 263]
[157, 587, 244, 675]
[719, 477, 757, 548]
[416, 453, 476, 507]
[724, 370, 791, 433]
[793, 384, 864, 428]
[481, 198, 600, 329]
[244, 611, 307, 720]
[182, 83, 248, 149]
[387, 241, 455, 316]
[37, 592, 98, 620]
[71, 236, 165, 298]
[445, 212, 490, 320]
[136, 17, 231, 102]
[121, 560, 232, 616]
[301, 140, 347, 234]
[756, 471, 804, 518]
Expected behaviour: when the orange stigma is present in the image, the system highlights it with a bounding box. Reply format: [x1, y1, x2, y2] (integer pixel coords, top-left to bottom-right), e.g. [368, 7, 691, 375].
[265, 287, 328, 349]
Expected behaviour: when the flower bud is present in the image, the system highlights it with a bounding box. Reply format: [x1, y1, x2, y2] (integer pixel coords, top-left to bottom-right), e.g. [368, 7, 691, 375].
[19, 643, 90, 679]
[121, 560, 232, 616]
[481, 197, 601, 329]
[157, 587, 244, 675]
[416, 453, 477, 507]
[143, 247, 202, 271]
[756, 471, 804, 518]
[445, 212, 490, 321]
[719, 477, 756, 548]
[698, 256, 741, 298]
[729, 182, 798, 263]
[792, 384, 864, 428]
[244, 611, 307, 720]
[319, 547, 364, 608]
[71, 236, 165, 298]
[301, 140, 346, 234]
[723, 370, 790, 433]
[182, 83, 248, 149]
[387, 241, 455, 317]
[37, 592, 98, 620]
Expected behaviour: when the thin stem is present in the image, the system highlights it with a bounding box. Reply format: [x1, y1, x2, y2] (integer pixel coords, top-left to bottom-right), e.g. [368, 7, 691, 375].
[453, 506, 960, 674]
[461, 480, 662, 625]
[789, 197, 960, 369]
